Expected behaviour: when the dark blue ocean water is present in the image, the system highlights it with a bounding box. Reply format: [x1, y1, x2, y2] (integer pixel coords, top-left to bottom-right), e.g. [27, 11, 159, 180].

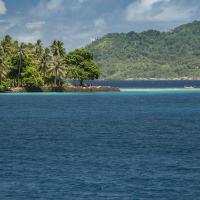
[1, 82, 200, 199]
[86, 80, 200, 88]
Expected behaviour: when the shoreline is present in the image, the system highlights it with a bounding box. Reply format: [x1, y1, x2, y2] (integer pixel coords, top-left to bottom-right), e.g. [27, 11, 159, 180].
[0, 86, 120, 93]
[100, 79, 200, 81]
[1, 87, 200, 94]
[120, 88, 200, 92]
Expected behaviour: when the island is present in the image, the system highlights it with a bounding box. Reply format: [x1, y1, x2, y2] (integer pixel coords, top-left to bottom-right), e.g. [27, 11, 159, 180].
[0, 36, 119, 93]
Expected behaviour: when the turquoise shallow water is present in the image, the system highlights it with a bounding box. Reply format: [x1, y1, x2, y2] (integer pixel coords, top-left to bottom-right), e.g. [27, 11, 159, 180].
[0, 91, 200, 199]
[1, 89, 200, 96]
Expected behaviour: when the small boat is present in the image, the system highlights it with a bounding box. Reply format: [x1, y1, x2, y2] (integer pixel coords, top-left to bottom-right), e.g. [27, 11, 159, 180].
[184, 86, 194, 89]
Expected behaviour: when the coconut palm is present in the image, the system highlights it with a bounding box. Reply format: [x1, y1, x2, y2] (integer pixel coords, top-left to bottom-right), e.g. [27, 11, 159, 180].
[49, 58, 66, 86]
[17, 43, 27, 86]
[51, 40, 66, 58]
[39, 48, 51, 75]
[35, 39, 44, 59]
[1, 35, 13, 55]
[57, 40, 66, 57]
[0, 46, 8, 84]
[49, 40, 67, 86]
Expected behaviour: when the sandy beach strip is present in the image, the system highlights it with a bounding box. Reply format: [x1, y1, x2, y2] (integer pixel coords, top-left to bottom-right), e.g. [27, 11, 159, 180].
[120, 88, 200, 92]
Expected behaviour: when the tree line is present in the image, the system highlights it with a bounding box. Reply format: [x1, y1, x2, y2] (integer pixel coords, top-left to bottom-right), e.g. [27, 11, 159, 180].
[0, 35, 100, 89]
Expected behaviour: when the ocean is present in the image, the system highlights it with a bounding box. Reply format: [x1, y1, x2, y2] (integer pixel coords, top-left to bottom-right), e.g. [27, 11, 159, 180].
[0, 81, 200, 199]
[76, 80, 200, 88]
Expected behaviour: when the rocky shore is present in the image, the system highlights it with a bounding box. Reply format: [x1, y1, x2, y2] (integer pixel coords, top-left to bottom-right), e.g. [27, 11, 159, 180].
[1, 86, 120, 93]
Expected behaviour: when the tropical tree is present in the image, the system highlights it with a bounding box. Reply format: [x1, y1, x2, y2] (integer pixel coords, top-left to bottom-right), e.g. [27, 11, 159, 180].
[49, 58, 66, 86]
[16, 43, 27, 86]
[0, 46, 8, 84]
[0, 35, 13, 85]
[39, 48, 51, 75]
[34, 39, 44, 67]
[51, 40, 66, 58]
[0, 36, 101, 89]
[22, 66, 44, 87]
[66, 48, 100, 86]
[50, 40, 67, 86]
[1, 35, 13, 56]
[35, 39, 44, 58]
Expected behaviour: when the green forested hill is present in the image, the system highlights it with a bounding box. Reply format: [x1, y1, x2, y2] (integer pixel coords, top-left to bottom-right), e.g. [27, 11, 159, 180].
[87, 21, 200, 80]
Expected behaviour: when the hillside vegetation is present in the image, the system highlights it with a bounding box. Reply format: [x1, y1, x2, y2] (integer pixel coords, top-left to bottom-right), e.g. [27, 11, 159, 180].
[87, 21, 200, 80]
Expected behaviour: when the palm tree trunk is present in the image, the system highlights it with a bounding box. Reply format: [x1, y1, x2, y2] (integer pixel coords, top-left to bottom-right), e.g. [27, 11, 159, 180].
[80, 80, 83, 87]
[0, 73, 2, 84]
[18, 54, 22, 87]
[54, 77, 56, 87]
[54, 69, 57, 87]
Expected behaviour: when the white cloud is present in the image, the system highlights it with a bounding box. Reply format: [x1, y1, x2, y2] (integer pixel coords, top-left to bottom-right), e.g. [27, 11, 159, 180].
[16, 31, 43, 43]
[0, 18, 18, 34]
[48, 22, 104, 50]
[0, 0, 6, 15]
[94, 18, 106, 35]
[47, 0, 64, 11]
[31, 0, 65, 18]
[94, 18, 105, 29]
[78, 0, 87, 3]
[26, 21, 45, 29]
[90, 37, 96, 42]
[0, 22, 15, 33]
[125, 0, 195, 22]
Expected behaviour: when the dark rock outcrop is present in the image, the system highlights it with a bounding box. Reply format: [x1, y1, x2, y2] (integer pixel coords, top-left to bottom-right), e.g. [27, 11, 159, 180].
[3, 86, 120, 93]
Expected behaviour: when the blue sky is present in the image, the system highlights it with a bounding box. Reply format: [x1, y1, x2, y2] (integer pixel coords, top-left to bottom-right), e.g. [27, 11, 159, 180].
[0, 0, 199, 50]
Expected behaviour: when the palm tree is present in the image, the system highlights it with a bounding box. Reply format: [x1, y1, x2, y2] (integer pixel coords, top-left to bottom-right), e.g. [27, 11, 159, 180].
[0, 46, 8, 84]
[57, 40, 66, 57]
[1, 35, 13, 55]
[35, 39, 44, 58]
[49, 40, 67, 86]
[51, 40, 58, 57]
[39, 48, 51, 75]
[49, 58, 66, 86]
[51, 40, 66, 58]
[17, 43, 26, 86]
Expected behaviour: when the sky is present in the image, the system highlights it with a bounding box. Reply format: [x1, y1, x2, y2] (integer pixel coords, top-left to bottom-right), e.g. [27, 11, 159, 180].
[0, 0, 199, 50]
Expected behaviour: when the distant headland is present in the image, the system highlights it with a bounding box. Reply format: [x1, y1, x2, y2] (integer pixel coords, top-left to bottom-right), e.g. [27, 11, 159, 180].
[87, 21, 200, 80]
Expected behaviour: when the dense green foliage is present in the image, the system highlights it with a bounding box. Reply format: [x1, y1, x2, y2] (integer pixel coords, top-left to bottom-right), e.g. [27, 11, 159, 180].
[87, 21, 200, 80]
[66, 49, 100, 86]
[22, 66, 44, 87]
[0, 36, 99, 89]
